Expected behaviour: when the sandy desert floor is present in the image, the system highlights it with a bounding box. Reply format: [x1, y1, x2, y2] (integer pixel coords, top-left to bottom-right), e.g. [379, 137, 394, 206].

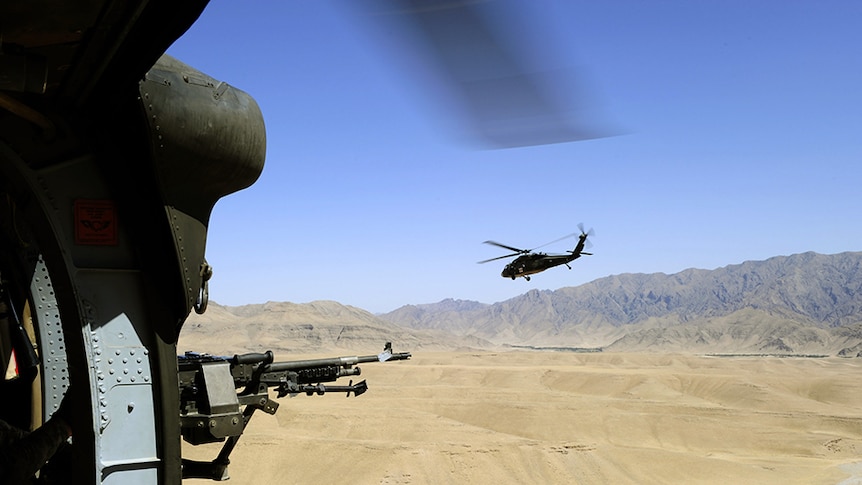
[182, 352, 862, 485]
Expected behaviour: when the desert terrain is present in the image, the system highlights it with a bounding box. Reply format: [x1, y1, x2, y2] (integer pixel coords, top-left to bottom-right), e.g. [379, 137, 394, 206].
[181, 351, 862, 485]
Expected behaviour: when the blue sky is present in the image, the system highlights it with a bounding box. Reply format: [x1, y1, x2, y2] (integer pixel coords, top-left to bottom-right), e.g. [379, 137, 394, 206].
[167, 1, 862, 313]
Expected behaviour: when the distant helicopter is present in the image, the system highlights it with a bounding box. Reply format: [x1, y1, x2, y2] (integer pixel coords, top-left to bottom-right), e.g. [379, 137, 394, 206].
[480, 224, 594, 281]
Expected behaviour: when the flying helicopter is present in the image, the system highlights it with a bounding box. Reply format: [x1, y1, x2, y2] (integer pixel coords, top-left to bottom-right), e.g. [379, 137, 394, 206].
[0, 1, 607, 483]
[479, 224, 594, 281]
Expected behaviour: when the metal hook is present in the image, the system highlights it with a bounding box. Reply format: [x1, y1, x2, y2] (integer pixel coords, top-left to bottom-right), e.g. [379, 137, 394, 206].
[194, 261, 213, 315]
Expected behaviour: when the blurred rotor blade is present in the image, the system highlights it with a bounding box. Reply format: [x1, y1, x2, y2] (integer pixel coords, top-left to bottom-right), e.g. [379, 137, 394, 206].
[349, 0, 613, 148]
[478, 253, 521, 264]
[483, 240, 527, 254]
[532, 232, 579, 251]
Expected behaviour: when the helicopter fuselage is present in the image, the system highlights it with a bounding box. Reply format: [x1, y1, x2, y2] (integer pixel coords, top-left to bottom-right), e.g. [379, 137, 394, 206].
[502, 252, 581, 279]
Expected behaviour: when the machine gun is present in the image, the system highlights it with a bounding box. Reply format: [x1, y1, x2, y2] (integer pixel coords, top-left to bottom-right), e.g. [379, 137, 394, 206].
[178, 342, 411, 480]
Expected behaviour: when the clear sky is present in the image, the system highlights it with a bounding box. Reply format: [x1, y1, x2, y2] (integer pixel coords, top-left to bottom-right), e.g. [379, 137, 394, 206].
[167, 1, 862, 314]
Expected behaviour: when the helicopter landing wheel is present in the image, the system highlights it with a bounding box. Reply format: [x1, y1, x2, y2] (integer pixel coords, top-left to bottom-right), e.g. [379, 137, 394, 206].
[525, 276, 531, 281]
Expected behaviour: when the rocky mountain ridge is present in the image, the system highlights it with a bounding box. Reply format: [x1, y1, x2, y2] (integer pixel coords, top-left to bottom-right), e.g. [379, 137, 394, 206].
[380, 251, 862, 354]
[183, 251, 862, 355]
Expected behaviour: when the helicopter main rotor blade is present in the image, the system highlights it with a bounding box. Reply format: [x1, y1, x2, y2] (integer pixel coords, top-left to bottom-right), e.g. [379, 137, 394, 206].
[483, 240, 528, 254]
[477, 253, 522, 264]
[531, 232, 580, 251]
[347, 0, 613, 148]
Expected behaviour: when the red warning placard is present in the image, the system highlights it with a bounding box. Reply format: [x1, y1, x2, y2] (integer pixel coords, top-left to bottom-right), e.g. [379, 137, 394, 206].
[74, 199, 118, 245]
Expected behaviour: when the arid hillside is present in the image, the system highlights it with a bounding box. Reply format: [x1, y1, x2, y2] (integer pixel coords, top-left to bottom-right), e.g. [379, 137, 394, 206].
[183, 252, 862, 356]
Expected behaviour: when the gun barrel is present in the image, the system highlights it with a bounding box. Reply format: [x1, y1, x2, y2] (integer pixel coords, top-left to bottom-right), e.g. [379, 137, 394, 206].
[387, 352, 412, 362]
[265, 350, 411, 372]
[265, 354, 373, 373]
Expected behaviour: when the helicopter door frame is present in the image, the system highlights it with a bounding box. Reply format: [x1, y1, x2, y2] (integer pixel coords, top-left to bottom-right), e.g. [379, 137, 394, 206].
[1, 140, 182, 484]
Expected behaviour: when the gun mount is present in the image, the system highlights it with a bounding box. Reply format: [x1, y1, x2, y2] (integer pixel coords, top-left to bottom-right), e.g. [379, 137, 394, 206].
[178, 342, 411, 480]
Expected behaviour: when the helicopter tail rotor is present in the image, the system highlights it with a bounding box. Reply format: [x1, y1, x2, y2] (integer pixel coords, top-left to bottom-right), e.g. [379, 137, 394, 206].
[562, 223, 594, 257]
[577, 223, 595, 250]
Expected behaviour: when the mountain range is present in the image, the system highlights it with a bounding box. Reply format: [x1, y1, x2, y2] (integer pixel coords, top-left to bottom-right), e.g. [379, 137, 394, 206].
[181, 251, 862, 356]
